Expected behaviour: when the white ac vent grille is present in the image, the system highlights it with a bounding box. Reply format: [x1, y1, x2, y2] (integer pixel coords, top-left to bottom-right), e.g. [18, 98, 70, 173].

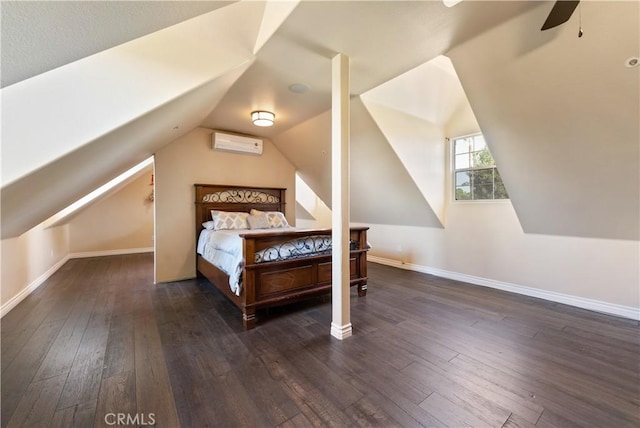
[213, 132, 263, 155]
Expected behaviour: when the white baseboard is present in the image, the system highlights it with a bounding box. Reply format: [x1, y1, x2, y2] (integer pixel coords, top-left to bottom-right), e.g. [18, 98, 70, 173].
[368, 255, 640, 321]
[69, 247, 154, 259]
[1, 255, 70, 318]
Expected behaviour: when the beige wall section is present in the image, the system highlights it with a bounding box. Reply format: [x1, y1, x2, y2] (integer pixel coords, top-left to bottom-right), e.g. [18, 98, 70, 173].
[154, 127, 296, 283]
[1, 224, 69, 309]
[362, 215, 639, 308]
[68, 167, 155, 253]
[362, 96, 640, 311]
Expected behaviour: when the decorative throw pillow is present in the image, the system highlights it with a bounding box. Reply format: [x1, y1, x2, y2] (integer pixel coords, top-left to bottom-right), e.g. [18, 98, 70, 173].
[267, 211, 289, 228]
[250, 209, 289, 228]
[210, 210, 222, 222]
[212, 211, 249, 230]
[247, 212, 270, 229]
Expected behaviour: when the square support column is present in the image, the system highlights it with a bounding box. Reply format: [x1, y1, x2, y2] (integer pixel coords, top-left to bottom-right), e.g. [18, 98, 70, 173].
[330, 53, 352, 340]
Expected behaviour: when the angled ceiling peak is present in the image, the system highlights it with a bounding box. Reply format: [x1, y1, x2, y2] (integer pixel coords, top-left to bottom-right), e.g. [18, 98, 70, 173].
[1, 1, 264, 238]
[253, 0, 301, 54]
[2, 2, 263, 188]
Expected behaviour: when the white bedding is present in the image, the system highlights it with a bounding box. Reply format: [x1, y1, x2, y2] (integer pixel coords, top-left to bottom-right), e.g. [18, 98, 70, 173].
[197, 228, 295, 295]
[197, 228, 367, 296]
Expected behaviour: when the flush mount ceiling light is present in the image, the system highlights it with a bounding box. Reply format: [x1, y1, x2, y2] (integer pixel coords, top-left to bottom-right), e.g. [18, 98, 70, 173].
[625, 57, 639, 68]
[251, 111, 275, 127]
[289, 83, 309, 93]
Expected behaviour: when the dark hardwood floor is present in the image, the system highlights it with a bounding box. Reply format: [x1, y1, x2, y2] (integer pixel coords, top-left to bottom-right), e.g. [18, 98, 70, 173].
[1, 253, 638, 427]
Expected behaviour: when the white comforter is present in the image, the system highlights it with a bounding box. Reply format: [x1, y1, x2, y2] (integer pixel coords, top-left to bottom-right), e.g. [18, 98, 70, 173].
[197, 228, 295, 296]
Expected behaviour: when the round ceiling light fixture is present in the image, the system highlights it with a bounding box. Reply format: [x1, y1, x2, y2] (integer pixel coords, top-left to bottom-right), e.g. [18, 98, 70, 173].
[625, 57, 639, 68]
[251, 110, 275, 127]
[288, 83, 309, 94]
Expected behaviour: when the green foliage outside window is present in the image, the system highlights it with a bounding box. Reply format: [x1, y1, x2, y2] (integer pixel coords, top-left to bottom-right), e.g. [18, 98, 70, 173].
[454, 135, 508, 201]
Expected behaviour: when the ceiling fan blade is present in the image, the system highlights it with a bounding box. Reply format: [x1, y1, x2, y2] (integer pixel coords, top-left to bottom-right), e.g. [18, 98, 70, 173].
[541, 0, 580, 31]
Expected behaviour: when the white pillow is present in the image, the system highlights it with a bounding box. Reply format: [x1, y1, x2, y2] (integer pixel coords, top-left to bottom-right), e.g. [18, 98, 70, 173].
[250, 209, 290, 228]
[202, 221, 215, 230]
[212, 211, 249, 230]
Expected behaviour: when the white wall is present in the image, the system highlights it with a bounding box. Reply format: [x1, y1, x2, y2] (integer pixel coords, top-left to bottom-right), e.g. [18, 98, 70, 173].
[1, 165, 157, 316]
[361, 97, 446, 225]
[363, 210, 639, 311]
[1, 224, 69, 315]
[350, 98, 442, 227]
[295, 174, 332, 229]
[69, 168, 154, 254]
[447, 2, 639, 241]
[364, 101, 639, 317]
[154, 127, 297, 283]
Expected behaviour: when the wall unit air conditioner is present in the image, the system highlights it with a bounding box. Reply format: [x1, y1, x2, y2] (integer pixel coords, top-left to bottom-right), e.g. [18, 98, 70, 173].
[213, 132, 263, 155]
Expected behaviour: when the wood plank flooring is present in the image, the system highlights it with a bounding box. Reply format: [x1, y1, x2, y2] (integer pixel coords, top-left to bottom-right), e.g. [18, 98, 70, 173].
[1, 253, 638, 427]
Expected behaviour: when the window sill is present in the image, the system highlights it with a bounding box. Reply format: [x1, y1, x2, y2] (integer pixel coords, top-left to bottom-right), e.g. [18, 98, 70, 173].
[450, 199, 511, 205]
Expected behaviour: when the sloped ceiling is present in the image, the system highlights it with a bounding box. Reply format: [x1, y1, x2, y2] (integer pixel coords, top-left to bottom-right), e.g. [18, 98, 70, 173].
[295, 202, 315, 221]
[204, 1, 538, 137]
[44, 162, 154, 229]
[350, 98, 442, 227]
[360, 56, 467, 225]
[1, 1, 233, 87]
[360, 101, 447, 225]
[448, 1, 639, 240]
[272, 99, 441, 227]
[361, 56, 466, 127]
[2, 66, 250, 238]
[3, 0, 636, 242]
[1, 2, 262, 238]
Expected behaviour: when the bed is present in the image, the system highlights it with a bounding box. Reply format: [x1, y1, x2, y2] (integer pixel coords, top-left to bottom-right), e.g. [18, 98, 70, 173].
[195, 184, 369, 329]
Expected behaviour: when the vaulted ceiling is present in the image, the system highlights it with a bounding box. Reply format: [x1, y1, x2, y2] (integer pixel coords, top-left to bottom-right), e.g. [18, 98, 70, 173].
[1, 1, 232, 87]
[2, 1, 638, 241]
[448, 1, 639, 240]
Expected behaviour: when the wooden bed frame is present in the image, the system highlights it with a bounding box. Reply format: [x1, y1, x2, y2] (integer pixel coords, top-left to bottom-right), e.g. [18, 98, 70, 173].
[195, 184, 368, 329]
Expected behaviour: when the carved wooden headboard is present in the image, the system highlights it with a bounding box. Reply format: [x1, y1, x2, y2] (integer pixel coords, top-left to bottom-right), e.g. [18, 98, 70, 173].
[194, 184, 286, 236]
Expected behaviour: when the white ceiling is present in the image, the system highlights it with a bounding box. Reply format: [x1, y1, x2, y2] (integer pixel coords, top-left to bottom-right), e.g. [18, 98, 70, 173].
[1, 1, 638, 241]
[1, 1, 232, 87]
[448, 0, 639, 240]
[361, 56, 466, 126]
[202, 1, 538, 137]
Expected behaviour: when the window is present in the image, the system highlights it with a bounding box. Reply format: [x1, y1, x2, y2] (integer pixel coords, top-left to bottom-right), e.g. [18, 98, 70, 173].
[453, 134, 508, 201]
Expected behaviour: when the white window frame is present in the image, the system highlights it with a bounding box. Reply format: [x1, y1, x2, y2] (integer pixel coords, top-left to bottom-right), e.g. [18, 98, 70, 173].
[451, 133, 509, 203]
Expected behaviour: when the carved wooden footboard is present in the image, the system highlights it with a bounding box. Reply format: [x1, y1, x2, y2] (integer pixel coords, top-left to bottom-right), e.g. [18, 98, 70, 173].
[195, 184, 368, 329]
